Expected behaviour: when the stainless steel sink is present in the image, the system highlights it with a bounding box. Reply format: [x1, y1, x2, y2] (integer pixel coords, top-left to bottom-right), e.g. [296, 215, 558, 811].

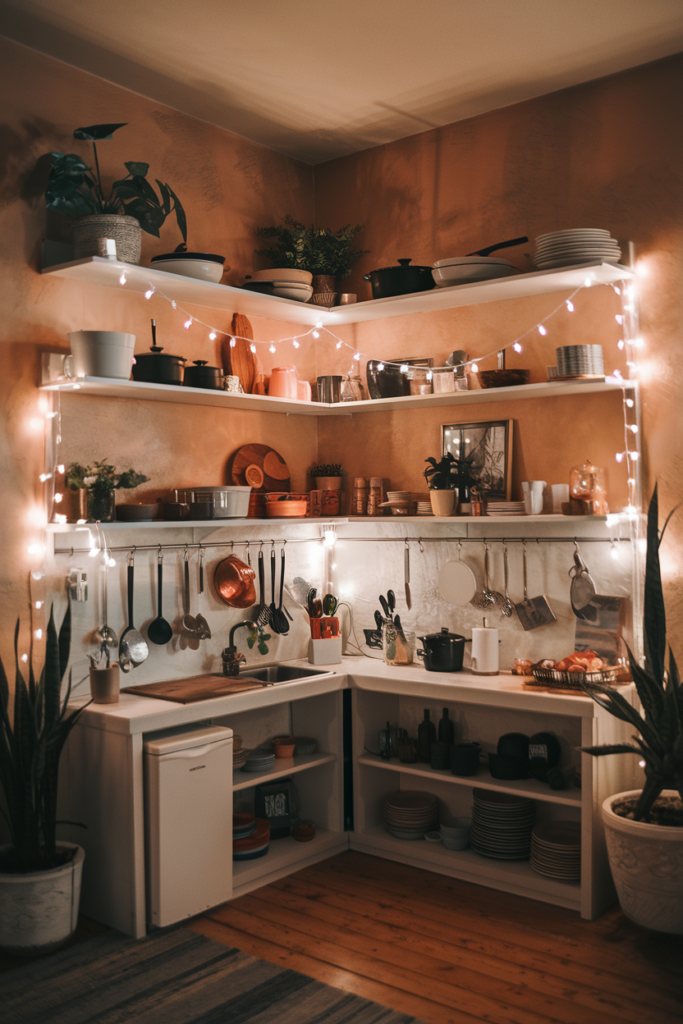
[240, 666, 335, 684]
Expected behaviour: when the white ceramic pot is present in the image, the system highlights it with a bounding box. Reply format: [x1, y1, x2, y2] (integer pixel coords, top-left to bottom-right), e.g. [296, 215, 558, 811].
[0, 843, 85, 954]
[602, 790, 683, 933]
[430, 489, 455, 516]
[68, 331, 136, 380]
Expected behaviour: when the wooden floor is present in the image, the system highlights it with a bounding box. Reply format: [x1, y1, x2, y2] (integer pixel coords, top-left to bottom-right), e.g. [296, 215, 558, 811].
[189, 850, 683, 1024]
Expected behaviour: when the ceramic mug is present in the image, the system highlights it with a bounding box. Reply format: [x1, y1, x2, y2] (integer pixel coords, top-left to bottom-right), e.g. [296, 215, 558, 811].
[297, 379, 312, 401]
[522, 480, 546, 515]
[268, 365, 298, 399]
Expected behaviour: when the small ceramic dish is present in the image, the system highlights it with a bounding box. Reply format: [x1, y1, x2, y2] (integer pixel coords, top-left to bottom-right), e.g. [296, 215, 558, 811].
[293, 738, 317, 755]
[424, 831, 443, 843]
[292, 821, 316, 842]
[115, 503, 159, 522]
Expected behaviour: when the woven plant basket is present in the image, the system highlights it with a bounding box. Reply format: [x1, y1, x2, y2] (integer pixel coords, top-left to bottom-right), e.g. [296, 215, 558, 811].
[73, 214, 142, 265]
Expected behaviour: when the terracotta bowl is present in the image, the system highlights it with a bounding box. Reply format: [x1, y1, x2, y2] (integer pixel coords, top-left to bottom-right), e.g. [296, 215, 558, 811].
[292, 821, 316, 842]
[265, 500, 308, 517]
[273, 742, 295, 758]
[273, 735, 295, 745]
[214, 555, 256, 607]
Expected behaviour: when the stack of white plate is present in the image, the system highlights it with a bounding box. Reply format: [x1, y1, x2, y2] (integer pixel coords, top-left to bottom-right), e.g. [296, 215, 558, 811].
[470, 790, 536, 860]
[242, 748, 276, 773]
[533, 230, 621, 269]
[486, 501, 526, 516]
[233, 747, 248, 770]
[387, 491, 411, 501]
[416, 501, 433, 516]
[556, 344, 605, 378]
[530, 820, 581, 881]
[271, 281, 314, 302]
[384, 791, 438, 840]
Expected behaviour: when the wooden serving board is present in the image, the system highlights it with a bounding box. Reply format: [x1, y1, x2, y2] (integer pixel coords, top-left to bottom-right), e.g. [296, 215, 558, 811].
[123, 675, 265, 703]
[221, 314, 257, 394]
[230, 443, 291, 493]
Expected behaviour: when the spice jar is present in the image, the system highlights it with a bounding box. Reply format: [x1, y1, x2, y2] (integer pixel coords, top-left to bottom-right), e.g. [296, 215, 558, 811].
[569, 459, 609, 515]
[367, 477, 383, 516]
[353, 477, 369, 515]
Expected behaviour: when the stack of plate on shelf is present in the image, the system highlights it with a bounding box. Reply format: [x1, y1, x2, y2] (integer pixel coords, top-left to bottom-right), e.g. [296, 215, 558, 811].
[533, 230, 621, 270]
[416, 500, 434, 515]
[469, 790, 536, 860]
[530, 820, 581, 881]
[556, 344, 605, 379]
[381, 490, 415, 516]
[233, 813, 256, 841]
[486, 501, 526, 516]
[233, 747, 248, 771]
[242, 748, 276, 773]
[384, 791, 438, 840]
[233, 817, 271, 861]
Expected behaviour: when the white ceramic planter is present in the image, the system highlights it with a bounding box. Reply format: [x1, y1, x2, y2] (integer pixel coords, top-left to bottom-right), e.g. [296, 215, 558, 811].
[0, 843, 85, 954]
[602, 790, 683, 933]
[68, 330, 136, 379]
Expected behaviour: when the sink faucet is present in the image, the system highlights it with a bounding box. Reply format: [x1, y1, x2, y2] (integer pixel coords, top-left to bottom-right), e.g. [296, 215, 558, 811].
[221, 620, 253, 677]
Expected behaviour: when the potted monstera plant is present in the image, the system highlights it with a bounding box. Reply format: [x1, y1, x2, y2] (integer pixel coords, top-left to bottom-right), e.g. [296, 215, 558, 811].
[45, 122, 187, 264]
[0, 604, 89, 954]
[581, 486, 683, 933]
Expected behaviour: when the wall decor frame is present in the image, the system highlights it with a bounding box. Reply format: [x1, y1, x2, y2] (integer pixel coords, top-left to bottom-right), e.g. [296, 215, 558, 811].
[442, 419, 513, 501]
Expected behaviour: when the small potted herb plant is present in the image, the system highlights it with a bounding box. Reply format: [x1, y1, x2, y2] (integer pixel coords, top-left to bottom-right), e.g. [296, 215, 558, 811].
[65, 460, 149, 522]
[310, 463, 343, 517]
[44, 123, 187, 264]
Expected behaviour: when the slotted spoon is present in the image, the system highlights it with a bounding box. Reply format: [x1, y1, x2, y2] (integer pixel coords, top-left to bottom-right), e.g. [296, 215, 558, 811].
[499, 543, 514, 617]
[472, 542, 496, 610]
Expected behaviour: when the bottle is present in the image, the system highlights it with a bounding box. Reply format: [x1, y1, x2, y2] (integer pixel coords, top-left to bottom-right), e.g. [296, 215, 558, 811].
[438, 707, 454, 745]
[417, 709, 436, 763]
[367, 477, 382, 517]
[353, 477, 368, 515]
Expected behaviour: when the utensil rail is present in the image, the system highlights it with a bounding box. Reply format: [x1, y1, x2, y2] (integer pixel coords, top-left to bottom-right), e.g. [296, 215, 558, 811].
[52, 537, 309, 556]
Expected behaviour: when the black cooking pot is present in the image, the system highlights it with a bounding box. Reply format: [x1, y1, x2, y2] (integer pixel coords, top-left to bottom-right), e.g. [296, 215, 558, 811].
[132, 345, 185, 385]
[364, 259, 436, 299]
[418, 627, 466, 672]
[183, 360, 223, 390]
[366, 360, 411, 400]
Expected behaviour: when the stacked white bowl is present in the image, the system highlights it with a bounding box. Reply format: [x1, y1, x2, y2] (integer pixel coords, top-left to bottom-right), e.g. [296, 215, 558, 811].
[249, 268, 314, 302]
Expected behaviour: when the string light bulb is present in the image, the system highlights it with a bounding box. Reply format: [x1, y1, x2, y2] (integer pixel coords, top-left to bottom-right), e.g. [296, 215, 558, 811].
[617, 340, 625, 350]
[229, 337, 236, 348]
[566, 300, 574, 312]
[144, 288, 154, 300]
[513, 343, 522, 353]
[183, 317, 193, 329]
[119, 272, 127, 285]
[293, 340, 300, 349]
[312, 330, 320, 338]
[471, 363, 479, 373]
[250, 343, 257, 354]
[615, 452, 625, 463]
[615, 314, 624, 325]
[336, 341, 342, 349]
[625, 398, 634, 408]
[353, 353, 360, 361]
[538, 325, 547, 336]
[269, 344, 276, 354]
[377, 363, 384, 371]
[209, 331, 217, 341]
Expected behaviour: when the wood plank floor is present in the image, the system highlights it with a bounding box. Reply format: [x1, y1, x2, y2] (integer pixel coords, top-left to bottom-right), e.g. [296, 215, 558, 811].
[189, 850, 683, 1024]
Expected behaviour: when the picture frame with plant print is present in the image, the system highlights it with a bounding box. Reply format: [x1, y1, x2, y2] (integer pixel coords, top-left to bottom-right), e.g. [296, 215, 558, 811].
[442, 419, 513, 501]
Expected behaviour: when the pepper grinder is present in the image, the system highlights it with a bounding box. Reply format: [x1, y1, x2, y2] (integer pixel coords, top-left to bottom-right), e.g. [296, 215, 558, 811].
[471, 617, 499, 675]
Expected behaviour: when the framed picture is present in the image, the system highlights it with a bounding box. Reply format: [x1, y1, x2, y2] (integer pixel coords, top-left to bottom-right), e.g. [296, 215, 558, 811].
[442, 419, 513, 501]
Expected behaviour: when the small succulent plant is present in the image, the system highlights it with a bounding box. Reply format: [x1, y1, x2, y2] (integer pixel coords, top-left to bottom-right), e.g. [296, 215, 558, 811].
[311, 464, 342, 477]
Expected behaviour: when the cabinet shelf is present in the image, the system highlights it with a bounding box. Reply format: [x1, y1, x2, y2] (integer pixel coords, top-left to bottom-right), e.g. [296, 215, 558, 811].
[46, 518, 348, 533]
[357, 753, 581, 806]
[233, 752, 336, 792]
[42, 256, 632, 325]
[232, 828, 348, 896]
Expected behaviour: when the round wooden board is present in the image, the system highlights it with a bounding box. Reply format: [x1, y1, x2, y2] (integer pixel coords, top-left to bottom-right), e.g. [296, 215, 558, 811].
[230, 443, 291, 493]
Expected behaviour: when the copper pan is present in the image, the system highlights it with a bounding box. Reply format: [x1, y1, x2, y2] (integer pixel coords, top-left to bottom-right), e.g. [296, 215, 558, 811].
[214, 555, 256, 607]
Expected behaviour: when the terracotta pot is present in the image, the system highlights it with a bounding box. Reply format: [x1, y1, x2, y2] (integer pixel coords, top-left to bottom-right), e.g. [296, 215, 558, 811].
[268, 365, 299, 399]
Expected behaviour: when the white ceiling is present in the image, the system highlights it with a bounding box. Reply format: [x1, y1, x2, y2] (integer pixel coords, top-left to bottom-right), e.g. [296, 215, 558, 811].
[2, 0, 683, 164]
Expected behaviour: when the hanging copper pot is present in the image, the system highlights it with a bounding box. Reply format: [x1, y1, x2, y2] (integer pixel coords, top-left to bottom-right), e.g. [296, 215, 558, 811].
[214, 556, 256, 607]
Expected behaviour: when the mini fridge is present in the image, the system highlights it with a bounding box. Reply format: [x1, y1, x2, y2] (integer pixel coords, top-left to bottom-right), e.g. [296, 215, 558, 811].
[144, 723, 233, 927]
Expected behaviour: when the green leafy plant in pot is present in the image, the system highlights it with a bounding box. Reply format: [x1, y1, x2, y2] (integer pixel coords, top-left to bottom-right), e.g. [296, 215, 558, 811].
[580, 485, 683, 932]
[424, 453, 458, 515]
[66, 459, 148, 523]
[0, 604, 90, 954]
[45, 123, 187, 265]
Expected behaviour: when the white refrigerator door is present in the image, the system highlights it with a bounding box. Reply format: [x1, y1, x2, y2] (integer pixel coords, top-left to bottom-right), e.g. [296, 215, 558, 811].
[145, 732, 232, 926]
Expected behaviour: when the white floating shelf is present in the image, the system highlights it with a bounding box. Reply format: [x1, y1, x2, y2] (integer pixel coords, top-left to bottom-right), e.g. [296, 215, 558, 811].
[233, 752, 336, 792]
[42, 256, 633, 326]
[39, 374, 630, 416]
[46, 518, 349, 534]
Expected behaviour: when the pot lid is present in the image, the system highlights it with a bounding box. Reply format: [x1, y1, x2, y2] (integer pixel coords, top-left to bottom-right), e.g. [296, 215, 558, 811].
[137, 345, 185, 362]
[369, 258, 434, 273]
[419, 627, 466, 642]
[187, 360, 221, 371]
[151, 243, 225, 265]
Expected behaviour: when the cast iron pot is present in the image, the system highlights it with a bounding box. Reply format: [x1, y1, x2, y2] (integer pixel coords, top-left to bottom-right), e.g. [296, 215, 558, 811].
[132, 345, 185, 385]
[366, 360, 411, 400]
[363, 258, 436, 299]
[183, 360, 223, 390]
[417, 627, 466, 672]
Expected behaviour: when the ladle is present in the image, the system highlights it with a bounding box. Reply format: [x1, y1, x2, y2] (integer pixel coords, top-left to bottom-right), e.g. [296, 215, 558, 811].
[271, 547, 289, 635]
[94, 563, 117, 648]
[147, 552, 173, 646]
[118, 554, 149, 669]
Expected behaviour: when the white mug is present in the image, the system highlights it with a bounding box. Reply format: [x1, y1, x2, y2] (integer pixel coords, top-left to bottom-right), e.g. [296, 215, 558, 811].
[551, 483, 569, 514]
[522, 480, 546, 515]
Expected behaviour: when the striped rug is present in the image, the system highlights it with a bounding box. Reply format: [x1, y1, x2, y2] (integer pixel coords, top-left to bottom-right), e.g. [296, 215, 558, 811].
[2, 927, 425, 1023]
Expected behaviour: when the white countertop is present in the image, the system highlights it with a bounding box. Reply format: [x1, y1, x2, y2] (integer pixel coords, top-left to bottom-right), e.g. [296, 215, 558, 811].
[69, 656, 629, 734]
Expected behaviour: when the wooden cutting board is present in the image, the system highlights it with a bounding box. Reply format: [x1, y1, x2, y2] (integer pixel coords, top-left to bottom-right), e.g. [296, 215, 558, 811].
[221, 314, 256, 394]
[230, 443, 291, 493]
[123, 675, 265, 703]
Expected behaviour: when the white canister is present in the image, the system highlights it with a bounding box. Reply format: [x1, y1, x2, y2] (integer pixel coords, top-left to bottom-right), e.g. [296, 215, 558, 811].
[68, 331, 136, 379]
[471, 621, 499, 675]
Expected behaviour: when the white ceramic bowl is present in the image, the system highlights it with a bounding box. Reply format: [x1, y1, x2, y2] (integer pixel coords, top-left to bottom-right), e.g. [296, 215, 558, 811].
[150, 258, 224, 284]
[250, 268, 313, 285]
[272, 284, 314, 301]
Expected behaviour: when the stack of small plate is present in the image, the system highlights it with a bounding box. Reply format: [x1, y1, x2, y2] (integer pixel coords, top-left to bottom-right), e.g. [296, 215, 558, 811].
[233, 813, 256, 841]
[470, 790, 536, 860]
[530, 820, 581, 881]
[233, 817, 270, 861]
[486, 501, 526, 516]
[233, 747, 248, 771]
[384, 791, 438, 840]
[533, 230, 621, 269]
[242, 748, 276, 773]
[416, 500, 433, 516]
[556, 344, 605, 379]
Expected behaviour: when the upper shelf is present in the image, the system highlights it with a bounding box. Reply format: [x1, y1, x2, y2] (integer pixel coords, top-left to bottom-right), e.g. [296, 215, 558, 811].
[42, 257, 634, 326]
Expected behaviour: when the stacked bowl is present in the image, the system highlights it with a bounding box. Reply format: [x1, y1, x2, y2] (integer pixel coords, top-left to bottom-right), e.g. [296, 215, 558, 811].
[533, 230, 621, 269]
[384, 791, 438, 839]
[248, 269, 313, 302]
[530, 820, 581, 881]
[233, 735, 247, 772]
[233, 816, 271, 861]
[242, 748, 276, 773]
[469, 790, 536, 860]
[440, 816, 471, 850]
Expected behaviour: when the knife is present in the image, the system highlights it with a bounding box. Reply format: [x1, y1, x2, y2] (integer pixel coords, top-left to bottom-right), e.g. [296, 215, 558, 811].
[404, 543, 412, 611]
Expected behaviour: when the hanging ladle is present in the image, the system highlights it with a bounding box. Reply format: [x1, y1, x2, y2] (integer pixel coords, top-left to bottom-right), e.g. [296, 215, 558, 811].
[118, 552, 149, 671]
[147, 551, 173, 646]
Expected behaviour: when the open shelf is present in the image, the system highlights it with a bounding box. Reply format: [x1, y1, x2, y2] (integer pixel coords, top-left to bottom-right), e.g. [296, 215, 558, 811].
[233, 753, 336, 792]
[351, 825, 580, 910]
[357, 753, 581, 806]
[42, 256, 633, 325]
[46, 518, 348, 533]
[231, 828, 347, 896]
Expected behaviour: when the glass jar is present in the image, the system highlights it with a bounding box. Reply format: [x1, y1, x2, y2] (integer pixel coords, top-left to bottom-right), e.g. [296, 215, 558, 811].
[340, 373, 365, 402]
[383, 622, 415, 666]
[87, 488, 115, 522]
[569, 459, 609, 514]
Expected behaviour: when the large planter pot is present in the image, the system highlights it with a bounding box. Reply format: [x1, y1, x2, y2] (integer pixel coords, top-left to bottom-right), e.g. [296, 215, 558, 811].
[0, 843, 85, 955]
[73, 214, 142, 264]
[602, 790, 683, 933]
[68, 330, 136, 380]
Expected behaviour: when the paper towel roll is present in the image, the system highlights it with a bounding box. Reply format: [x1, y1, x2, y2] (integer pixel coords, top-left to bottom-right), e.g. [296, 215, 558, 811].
[471, 626, 499, 675]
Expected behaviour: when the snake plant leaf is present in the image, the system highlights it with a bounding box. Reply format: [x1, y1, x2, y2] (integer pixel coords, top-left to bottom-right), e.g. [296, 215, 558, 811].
[644, 484, 666, 684]
[164, 183, 187, 243]
[74, 123, 128, 141]
[58, 601, 71, 683]
[124, 161, 149, 177]
[635, 777, 666, 819]
[626, 644, 665, 731]
[580, 743, 642, 756]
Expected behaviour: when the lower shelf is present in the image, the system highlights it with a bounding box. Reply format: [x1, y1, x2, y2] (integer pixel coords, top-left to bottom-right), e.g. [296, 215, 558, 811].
[233, 753, 336, 792]
[232, 828, 348, 896]
[351, 825, 581, 911]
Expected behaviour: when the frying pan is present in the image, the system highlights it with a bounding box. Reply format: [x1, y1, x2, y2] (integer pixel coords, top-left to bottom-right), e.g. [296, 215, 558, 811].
[465, 236, 528, 257]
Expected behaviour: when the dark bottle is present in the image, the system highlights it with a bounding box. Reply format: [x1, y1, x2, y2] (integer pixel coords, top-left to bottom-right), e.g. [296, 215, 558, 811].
[438, 707, 454, 746]
[417, 709, 436, 763]
[379, 721, 392, 759]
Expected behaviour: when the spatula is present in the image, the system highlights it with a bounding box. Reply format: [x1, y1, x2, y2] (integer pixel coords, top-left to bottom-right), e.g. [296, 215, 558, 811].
[514, 541, 556, 630]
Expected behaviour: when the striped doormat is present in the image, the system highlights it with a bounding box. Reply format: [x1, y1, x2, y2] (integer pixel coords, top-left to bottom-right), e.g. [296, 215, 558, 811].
[1, 927, 425, 1023]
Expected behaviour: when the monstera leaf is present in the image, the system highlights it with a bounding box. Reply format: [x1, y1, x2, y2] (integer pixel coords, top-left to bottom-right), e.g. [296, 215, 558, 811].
[73, 123, 128, 141]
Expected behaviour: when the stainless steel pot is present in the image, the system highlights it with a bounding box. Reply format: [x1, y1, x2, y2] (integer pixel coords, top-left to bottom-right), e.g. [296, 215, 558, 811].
[417, 627, 466, 672]
[363, 259, 436, 299]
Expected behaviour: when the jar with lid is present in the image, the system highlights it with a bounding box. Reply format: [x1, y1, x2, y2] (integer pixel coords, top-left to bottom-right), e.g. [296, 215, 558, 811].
[353, 477, 369, 515]
[340, 373, 365, 402]
[367, 477, 383, 516]
[569, 459, 609, 514]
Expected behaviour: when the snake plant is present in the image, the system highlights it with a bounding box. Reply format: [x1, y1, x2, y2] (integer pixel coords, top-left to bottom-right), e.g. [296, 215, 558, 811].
[581, 486, 683, 820]
[0, 604, 88, 873]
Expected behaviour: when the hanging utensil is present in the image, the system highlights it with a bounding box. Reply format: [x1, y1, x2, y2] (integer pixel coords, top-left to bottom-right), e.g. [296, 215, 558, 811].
[96, 562, 117, 648]
[499, 543, 514, 618]
[465, 235, 528, 257]
[256, 548, 270, 625]
[118, 553, 149, 669]
[472, 542, 495, 610]
[182, 551, 200, 635]
[438, 541, 477, 606]
[147, 552, 173, 646]
[570, 540, 597, 619]
[271, 548, 289, 635]
[268, 547, 280, 630]
[194, 547, 211, 639]
[515, 541, 556, 629]
[404, 541, 412, 611]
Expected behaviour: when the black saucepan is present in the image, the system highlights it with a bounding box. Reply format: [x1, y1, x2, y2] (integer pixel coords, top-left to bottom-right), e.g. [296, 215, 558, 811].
[363, 259, 436, 299]
[417, 627, 466, 672]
